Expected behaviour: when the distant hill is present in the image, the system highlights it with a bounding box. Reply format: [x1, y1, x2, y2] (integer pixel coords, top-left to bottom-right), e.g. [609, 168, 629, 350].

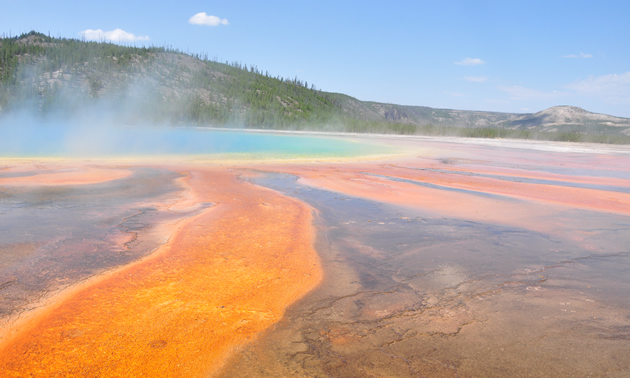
[337, 101, 630, 133]
[2, 31, 629, 143]
[500, 106, 630, 134]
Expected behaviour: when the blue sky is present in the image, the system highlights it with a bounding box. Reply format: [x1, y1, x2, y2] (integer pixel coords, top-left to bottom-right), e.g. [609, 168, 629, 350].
[2, 0, 629, 117]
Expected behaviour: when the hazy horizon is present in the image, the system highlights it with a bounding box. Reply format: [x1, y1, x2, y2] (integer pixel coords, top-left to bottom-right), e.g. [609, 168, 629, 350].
[1, 0, 629, 118]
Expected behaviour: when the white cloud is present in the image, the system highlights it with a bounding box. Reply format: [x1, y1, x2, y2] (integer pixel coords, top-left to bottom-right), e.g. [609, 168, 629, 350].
[455, 58, 485, 66]
[189, 12, 229, 26]
[80, 29, 149, 42]
[563, 52, 593, 59]
[464, 76, 488, 83]
[497, 85, 566, 101]
[566, 72, 630, 103]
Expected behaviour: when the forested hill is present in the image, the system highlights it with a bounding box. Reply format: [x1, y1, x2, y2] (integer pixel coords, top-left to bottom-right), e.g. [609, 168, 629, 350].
[0, 31, 342, 129]
[2, 31, 630, 143]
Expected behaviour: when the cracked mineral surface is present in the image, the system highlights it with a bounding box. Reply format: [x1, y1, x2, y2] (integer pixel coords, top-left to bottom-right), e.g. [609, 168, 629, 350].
[1, 136, 630, 377]
[0, 165, 322, 376]
[0, 165, 198, 328]
[221, 140, 630, 377]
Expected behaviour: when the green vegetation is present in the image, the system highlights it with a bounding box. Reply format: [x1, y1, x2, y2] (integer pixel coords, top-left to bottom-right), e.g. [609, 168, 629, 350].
[0, 31, 162, 82]
[2, 31, 630, 144]
[0, 31, 344, 127]
[412, 125, 630, 144]
[315, 121, 630, 144]
[181, 61, 342, 127]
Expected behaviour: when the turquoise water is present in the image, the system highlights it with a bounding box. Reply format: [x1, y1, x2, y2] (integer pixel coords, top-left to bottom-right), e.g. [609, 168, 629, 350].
[0, 124, 389, 158]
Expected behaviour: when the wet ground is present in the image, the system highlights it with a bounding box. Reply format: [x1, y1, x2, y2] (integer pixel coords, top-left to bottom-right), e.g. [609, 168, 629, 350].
[0, 166, 202, 327]
[0, 166, 322, 377]
[0, 136, 629, 377]
[220, 156, 630, 377]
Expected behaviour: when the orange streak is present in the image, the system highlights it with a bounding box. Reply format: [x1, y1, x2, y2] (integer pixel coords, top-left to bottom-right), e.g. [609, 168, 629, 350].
[269, 160, 630, 217]
[0, 166, 132, 186]
[390, 161, 630, 188]
[248, 162, 622, 238]
[0, 167, 322, 377]
[370, 165, 630, 215]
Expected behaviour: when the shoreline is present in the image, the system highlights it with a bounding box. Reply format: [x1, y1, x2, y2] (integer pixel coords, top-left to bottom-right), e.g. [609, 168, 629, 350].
[3, 129, 630, 166]
[197, 127, 630, 155]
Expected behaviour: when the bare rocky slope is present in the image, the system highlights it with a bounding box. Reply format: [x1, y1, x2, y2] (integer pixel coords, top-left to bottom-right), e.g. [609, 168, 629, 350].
[500, 106, 630, 134]
[331, 96, 630, 134]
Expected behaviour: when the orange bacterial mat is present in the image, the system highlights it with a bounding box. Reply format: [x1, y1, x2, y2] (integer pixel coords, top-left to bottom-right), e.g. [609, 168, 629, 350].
[0, 167, 322, 377]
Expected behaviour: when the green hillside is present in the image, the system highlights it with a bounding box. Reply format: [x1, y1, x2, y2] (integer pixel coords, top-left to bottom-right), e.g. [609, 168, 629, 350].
[0, 31, 347, 128]
[2, 31, 630, 143]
